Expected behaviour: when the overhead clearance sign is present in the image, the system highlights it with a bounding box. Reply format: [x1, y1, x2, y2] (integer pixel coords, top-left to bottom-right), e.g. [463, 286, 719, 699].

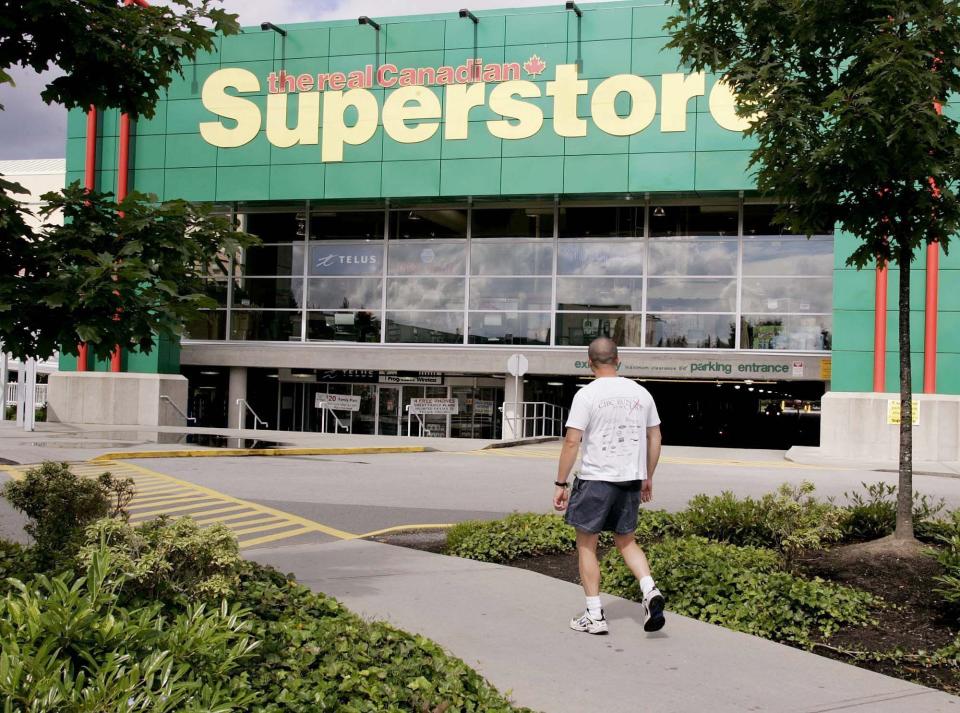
[199, 55, 756, 162]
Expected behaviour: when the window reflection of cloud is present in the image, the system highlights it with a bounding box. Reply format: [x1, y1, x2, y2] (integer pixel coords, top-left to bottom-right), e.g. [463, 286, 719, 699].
[470, 278, 552, 310]
[743, 240, 833, 276]
[558, 243, 644, 275]
[387, 278, 464, 310]
[740, 278, 833, 313]
[647, 279, 736, 312]
[308, 279, 381, 311]
[471, 243, 553, 275]
[648, 241, 738, 276]
[388, 243, 466, 276]
[556, 279, 643, 310]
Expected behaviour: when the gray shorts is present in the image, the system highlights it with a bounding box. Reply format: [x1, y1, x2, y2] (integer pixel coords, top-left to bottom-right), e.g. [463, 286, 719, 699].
[564, 478, 643, 535]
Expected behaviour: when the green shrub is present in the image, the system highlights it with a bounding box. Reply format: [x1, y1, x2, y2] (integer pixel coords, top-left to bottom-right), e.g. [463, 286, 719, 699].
[0, 540, 33, 592]
[634, 508, 685, 544]
[79, 516, 244, 603]
[0, 547, 258, 711]
[837, 481, 945, 542]
[445, 513, 578, 562]
[1, 405, 45, 421]
[2, 462, 134, 567]
[601, 537, 877, 646]
[681, 483, 844, 559]
[233, 563, 532, 712]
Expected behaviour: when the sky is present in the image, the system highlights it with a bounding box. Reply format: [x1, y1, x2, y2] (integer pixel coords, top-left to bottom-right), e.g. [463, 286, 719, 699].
[0, 0, 561, 160]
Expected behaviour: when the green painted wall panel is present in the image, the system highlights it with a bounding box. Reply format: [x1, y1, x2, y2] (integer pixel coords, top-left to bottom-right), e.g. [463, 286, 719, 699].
[136, 103, 168, 136]
[192, 35, 221, 65]
[221, 31, 275, 63]
[329, 25, 379, 56]
[382, 131, 442, 161]
[444, 46, 506, 68]
[694, 151, 753, 191]
[631, 38, 683, 74]
[574, 39, 634, 78]
[325, 162, 382, 199]
[563, 154, 628, 193]
[386, 50, 446, 72]
[165, 135, 217, 169]
[67, 108, 88, 139]
[505, 12, 568, 46]
[629, 151, 695, 192]
[630, 114, 696, 152]
[441, 158, 501, 195]
[66, 138, 87, 172]
[216, 165, 270, 201]
[567, 7, 635, 42]
[341, 127, 384, 163]
[937, 353, 960, 394]
[132, 135, 166, 170]
[284, 27, 330, 59]
[382, 160, 441, 197]
[832, 310, 874, 352]
[830, 350, 873, 392]
[501, 125, 565, 157]
[387, 20, 445, 53]
[501, 156, 564, 195]
[440, 123, 502, 159]
[632, 4, 673, 38]
[445, 15, 505, 49]
[217, 133, 271, 167]
[832, 269, 874, 311]
[162, 168, 216, 201]
[131, 169, 165, 197]
[269, 163, 325, 200]
[883, 351, 925, 393]
[167, 64, 219, 101]
[564, 126, 630, 155]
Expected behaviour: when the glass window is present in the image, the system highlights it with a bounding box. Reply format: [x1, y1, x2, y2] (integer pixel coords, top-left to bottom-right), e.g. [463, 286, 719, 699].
[201, 280, 229, 308]
[308, 243, 383, 276]
[648, 239, 738, 276]
[387, 277, 465, 310]
[470, 277, 552, 311]
[741, 315, 832, 351]
[385, 312, 464, 344]
[556, 278, 643, 312]
[649, 204, 738, 237]
[237, 244, 305, 278]
[646, 314, 737, 349]
[233, 278, 303, 309]
[306, 311, 381, 342]
[471, 241, 553, 275]
[742, 237, 833, 276]
[229, 311, 302, 341]
[742, 204, 835, 236]
[555, 313, 643, 347]
[472, 207, 554, 239]
[185, 310, 226, 340]
[245, 212, 306, 244]
[557, 241, 644, 276]
[646, 278, 737, 312]
[307, 278, 381, 311]
[391, 209, 468, 239]
[468, 312, 551, 345]
[741, 277, 833, 314]
[310, 210, 384, 241]
[388, 242, 466, 275]
[558, 206, 643, 237]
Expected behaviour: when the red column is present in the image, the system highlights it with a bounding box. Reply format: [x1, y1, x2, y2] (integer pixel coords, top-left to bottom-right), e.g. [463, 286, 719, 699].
[78, 107, 98, 372]
[924, 241, 940, 393]
[873, 263, 888, 392]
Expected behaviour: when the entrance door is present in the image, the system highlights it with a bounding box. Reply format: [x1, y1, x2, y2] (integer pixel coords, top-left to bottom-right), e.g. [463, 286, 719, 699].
[377, 386, 400, 436]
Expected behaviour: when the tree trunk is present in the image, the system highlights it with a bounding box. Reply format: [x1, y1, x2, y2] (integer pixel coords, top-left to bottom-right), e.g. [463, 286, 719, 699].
[895, 241, 914, 540]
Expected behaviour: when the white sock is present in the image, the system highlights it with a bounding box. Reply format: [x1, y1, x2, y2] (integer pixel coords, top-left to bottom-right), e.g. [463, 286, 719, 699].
[585, 596, 602, 619]
[639, 576, 656, 596]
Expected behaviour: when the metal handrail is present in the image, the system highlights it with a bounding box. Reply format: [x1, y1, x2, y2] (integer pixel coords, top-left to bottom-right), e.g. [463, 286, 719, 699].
[160, 395, 196, 424]
[318, 404, 349, 434]
[501, 401, 567, 439]
[236, 398, 268, 431]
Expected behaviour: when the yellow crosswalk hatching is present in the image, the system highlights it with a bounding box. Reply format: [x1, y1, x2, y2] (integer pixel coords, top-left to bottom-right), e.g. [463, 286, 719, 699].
[0, 460, 358, 548]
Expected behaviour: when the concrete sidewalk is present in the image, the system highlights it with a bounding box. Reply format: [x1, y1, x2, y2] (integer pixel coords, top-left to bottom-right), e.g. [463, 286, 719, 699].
[787, 445, 960, 477]
[249, 540, 960, 713]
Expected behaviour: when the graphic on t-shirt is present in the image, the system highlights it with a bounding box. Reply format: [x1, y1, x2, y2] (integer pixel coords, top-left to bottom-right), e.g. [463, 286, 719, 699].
[596, 398, 645, 458]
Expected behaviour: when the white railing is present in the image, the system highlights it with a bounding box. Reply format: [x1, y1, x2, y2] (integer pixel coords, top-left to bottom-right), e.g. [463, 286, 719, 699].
[5, 383, 46, 406]
[160, 395, 196, 424]
[318, 404, 349, 434]
[502, 401, 566, 439]
[236, 398, 268, 431]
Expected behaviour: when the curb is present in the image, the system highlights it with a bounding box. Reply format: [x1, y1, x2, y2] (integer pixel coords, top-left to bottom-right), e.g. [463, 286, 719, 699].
[482, 437, 560, 450]
[91, 446, 433, 462]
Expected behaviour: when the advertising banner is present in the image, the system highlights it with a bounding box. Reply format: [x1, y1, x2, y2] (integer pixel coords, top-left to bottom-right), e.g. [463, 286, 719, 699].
[408, 398, 459, 415]
[315, 393, 362, 411]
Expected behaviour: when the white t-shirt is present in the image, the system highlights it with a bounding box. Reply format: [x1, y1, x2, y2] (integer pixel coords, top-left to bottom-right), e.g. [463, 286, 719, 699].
[566, 377, 661, 482]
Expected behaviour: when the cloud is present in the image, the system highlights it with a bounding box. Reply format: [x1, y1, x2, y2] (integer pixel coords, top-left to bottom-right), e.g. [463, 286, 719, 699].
[0, 0, 559, 160]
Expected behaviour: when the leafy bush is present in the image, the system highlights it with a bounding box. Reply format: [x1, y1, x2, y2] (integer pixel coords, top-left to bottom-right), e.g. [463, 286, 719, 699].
[634, 508, 685, 544]
[2, 461, 134, 566]
[0, 540, 33, 592]
[79, 516, 244, 602]
[601, 537, 877, 646]
[445, 513, 578, 562]
[837, 481, 945, 543]
[682, 483, 844, 559]
[233, 563, 532, 712]
[0, 547, 258, 711]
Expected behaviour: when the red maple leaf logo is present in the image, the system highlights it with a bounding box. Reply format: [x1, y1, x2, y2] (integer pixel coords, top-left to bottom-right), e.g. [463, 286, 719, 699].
[524, 54, 547, 77]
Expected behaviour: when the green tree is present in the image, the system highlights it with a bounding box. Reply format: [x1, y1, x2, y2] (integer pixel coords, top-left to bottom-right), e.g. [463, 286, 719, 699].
[667, 0, 960, 541]
[0, 0, 253, 362]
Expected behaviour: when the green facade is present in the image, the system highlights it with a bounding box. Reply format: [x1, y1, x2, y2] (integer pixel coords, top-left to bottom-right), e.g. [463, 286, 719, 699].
[61, 0, 959, 394]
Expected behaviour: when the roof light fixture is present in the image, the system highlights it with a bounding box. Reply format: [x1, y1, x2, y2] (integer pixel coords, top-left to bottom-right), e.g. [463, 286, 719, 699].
[358, 15, 381, 31]
[565, 1, 583, 18]
[260, 22, 287, 36]
[459, 8, 479, 24]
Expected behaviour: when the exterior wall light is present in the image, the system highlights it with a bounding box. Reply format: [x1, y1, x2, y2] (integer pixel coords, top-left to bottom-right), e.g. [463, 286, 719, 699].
[358, 16, 381, 31]
[260, 22, 287, 36]
[653, 206, 666, 217]
[459, 9, 479, 24]
[565, 1, 583, 18]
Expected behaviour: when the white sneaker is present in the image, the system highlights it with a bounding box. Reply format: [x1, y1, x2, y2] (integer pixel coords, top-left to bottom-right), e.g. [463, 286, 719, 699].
[642, 587, 666, 632]
[570, 610, 609, 635]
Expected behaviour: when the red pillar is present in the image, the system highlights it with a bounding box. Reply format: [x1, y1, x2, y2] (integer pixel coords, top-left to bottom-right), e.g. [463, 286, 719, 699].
[924, 241, 940, 393]
[78, 107, 99, 372]
[873, 263, 889, 392]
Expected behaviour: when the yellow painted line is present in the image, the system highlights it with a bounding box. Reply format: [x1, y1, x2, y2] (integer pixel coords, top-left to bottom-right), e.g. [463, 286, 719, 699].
[191, 507, 257, 524]
[115, 461, 357, 540]
[128, 493, 208, 509]
[92, 446, 430, 462]
[231, 520, 297, 537]
[217, 514, 285, 531]
[128, 499, 223, 519]
[131, 486, 186, 497]
[239, 526, 317, 549]
[358, 523, 456, 538]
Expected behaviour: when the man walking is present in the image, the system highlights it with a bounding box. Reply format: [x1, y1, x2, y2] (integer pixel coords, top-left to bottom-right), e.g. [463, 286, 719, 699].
[554, 337, 664, 634]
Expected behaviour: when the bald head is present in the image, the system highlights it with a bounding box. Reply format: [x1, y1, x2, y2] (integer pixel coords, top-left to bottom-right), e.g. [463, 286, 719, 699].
[588, 337, 619, 367]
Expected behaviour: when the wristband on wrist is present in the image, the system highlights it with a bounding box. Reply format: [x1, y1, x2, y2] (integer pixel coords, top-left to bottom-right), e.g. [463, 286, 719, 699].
[554, 481, 570, 488]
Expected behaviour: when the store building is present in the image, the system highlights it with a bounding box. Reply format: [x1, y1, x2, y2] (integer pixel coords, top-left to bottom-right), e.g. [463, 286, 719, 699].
[50, 1, 960, 452]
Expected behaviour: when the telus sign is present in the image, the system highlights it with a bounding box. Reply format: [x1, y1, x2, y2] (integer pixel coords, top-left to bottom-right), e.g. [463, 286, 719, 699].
[199, 56, 757, 163]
